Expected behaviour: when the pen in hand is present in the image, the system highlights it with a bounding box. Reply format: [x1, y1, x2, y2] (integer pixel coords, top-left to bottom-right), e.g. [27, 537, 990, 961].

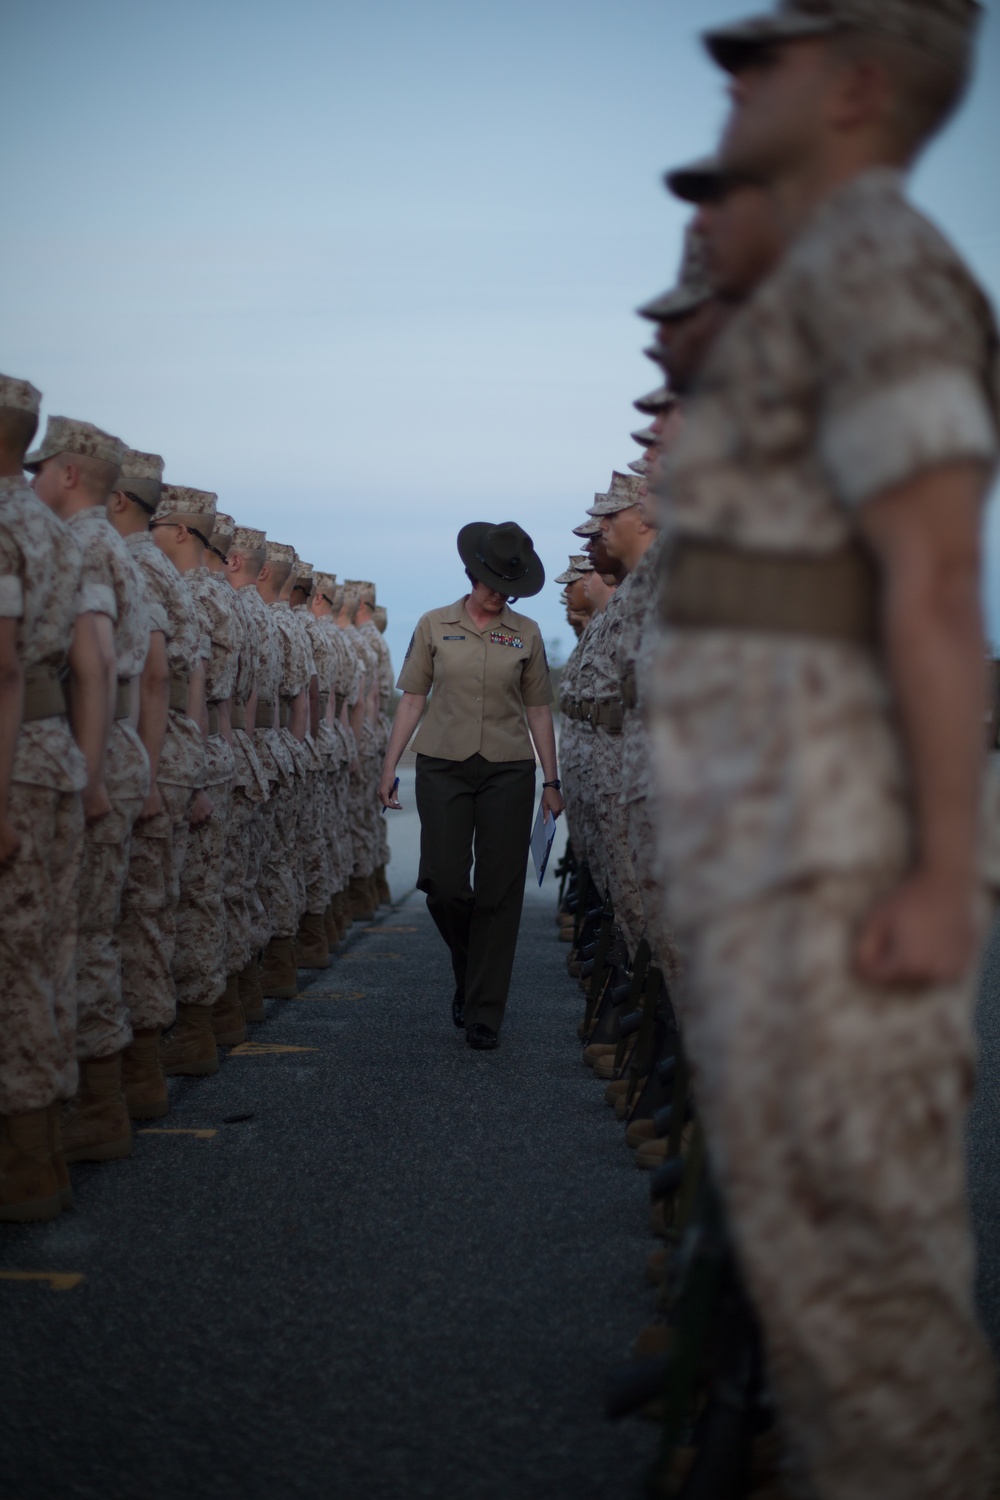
[382, 777, 400, 814]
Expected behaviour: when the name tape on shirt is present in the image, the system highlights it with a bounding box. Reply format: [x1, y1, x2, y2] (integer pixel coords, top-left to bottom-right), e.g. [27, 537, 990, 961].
[490, 629, 524, 649]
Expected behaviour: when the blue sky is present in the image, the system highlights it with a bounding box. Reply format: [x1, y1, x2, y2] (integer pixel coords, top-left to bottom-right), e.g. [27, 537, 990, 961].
[3, 0, 1000, 671]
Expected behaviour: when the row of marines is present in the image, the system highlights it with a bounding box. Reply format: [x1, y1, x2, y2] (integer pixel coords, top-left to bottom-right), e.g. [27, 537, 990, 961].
[0, 390, 394, 1222]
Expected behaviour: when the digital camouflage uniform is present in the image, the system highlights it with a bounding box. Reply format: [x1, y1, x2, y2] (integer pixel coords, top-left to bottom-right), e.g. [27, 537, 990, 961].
[67, 507, 151, 1061]
[238, 573, 295, 943]
[271, 598, 318, 921]
[617, 533, 680, 975]
[338, 618, 376, 883]
[360, 612, 394, 879]
[120, 529, 205, 1031]
[319, 597, 360, 895]
[301, 606, 345, 901]
[646, 168, 1000, 1500]
[216, 573, 268, 978]
[585, 567, 645, 959]
[176, 563, 237, 1011]
[0, 475, 87, 1112]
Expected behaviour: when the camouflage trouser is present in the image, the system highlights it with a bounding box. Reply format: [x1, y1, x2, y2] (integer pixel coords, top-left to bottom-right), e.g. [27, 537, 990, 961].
[680, 872, 998, 1500]
[246, 798, 271, 953]
[301, 757, 330, 917]
[559, 721, 586, 866]
[174, 778, 230, 1009]
[0, 782, 84, 1112]
[626, 792, 682, 979]
[592, 728, 644, 959]
[575, 727, 607, 891]
[119, 780, 192, 1031]
[223, 785, 255, 975]
[282, 732, 309, 921]
[349, 765, 376, 880]
[264, 778, 299, 938]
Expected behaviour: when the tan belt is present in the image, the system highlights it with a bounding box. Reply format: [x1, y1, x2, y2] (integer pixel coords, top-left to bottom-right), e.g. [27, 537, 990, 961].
[207, 703, 221, 736]
[622, 672, 637, 711]
[585, 700, 624, 734]
[661, 539, 878, 645]
[279, 702, 290, 729]
[255, 697, 275, 730]
[22, 668, 68, 722]
[114, 681, 133, 720]
[169, 672, 190, 713]
[231, 704, 247, 730]
[561, 700, 584, 722]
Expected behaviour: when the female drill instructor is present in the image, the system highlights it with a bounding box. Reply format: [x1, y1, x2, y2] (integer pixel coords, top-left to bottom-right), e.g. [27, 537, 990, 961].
[378, 522, 564, 1050]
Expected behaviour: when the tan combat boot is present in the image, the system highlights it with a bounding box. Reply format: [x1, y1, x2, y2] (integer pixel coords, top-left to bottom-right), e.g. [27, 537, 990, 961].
[47, 1101, 73, 1209]
[61, 1054, 133, 1163]
[260, 934, 299, 998]
[212, 974, 247, 1046]
[582, 1042, 617, 1068]
[0, 1109, 63, 1222]
[324, 900, 341, 949]
[122, 1028, 170, 1120]
[348, 876, 375, 922]
[238, 955, 265, 1022]
[375, 866, 391, 905]
[296, 910, 331, 970]
[626, 1117, 657, 1150]
[160, 1003, 219, 1076]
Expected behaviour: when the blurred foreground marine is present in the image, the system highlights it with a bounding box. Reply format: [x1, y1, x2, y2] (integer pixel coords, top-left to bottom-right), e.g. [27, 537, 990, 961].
[646, 3, 1000, 1496]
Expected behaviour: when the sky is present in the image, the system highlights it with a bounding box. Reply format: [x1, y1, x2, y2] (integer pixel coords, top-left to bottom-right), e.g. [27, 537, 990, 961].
[3, 0, 1000, 672]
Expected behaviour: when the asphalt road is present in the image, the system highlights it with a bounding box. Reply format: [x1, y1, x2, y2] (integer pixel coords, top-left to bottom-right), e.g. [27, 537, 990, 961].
[2, 778, 997, 1499]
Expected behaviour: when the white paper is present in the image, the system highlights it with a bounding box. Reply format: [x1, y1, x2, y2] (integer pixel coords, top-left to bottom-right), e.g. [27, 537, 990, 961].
[530, 796, 558, 887]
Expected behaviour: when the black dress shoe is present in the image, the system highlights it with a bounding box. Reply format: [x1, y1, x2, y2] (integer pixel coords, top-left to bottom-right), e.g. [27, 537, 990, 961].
[465, 1024, 499, 1051]
[452, 990, 465, 1028]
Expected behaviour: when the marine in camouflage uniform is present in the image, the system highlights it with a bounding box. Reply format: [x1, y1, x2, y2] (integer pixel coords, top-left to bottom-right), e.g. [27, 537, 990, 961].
[109, 450, 207, 1120]
[205, 512, 270, 1044]
[291, 561, 338, 966]
[356, 582, 393, 904]
[28, 416, 152, 1165]
[0, 376, 89, 1221]
[230, 525, 293, 1015]
[337, 583, 378, 917]
[153, 486, 236, 1078]
[301, 569, 350, 946]
[646, 4, 1000, 1492]
[314, 575, 359, 936]
[553, 555, 593, 871]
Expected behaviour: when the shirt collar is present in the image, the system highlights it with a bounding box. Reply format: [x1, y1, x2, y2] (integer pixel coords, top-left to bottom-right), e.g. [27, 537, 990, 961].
[445, 596, 521, 634]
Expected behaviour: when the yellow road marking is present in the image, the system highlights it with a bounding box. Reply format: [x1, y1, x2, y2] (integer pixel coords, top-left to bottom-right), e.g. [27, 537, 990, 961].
[0, 1272, 84, 1292]
[229, 1043, 318, 1056]
[138, 1128, 218, 1139]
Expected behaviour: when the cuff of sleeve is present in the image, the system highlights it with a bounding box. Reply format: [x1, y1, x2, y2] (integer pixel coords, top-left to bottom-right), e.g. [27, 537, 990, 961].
[0, 575, 23, 617]
[78, 583, 116, 618]
[821, 367, 998, 508]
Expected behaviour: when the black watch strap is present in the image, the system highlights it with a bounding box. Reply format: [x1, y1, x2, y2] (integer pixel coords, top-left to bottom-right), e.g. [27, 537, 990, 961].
[542, 779, 561, 790]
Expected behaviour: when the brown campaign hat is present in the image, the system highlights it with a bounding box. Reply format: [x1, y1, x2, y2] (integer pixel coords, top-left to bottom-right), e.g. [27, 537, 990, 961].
[457, 521, 545, 599]
[704, 0, 981, 76]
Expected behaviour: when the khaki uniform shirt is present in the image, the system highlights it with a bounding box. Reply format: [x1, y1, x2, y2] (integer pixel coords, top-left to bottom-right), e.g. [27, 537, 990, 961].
[0, 478, 87, 794]
[648, 168, 1000, 926]
[398, 597, 551, 762]
[68, 507, 151, 806]
[125, 531, 205, 791]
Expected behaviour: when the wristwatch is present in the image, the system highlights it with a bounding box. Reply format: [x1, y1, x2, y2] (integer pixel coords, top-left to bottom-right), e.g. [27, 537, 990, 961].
[542, 780, 562, 790]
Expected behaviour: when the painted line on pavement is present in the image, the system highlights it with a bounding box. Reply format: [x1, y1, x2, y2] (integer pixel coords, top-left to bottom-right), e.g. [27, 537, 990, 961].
[0, 1271, 84, 1291]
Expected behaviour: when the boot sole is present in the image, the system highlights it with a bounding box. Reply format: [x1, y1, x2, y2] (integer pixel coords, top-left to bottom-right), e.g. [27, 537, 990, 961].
[126, 1098, 170, 1120]
[63, 1135, 133, 1164]
[162, 1058, 219, 1077]
[261, 985, 298, 999]
[296, 957, 331, 970]
[213, 1029, 247, 1046]
[0, 1192, 63, 1223]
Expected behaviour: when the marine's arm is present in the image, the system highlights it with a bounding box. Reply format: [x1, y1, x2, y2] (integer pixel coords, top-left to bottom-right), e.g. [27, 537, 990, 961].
[136, 628, 169, 821]
[378, 692, 426, 808]
[855, 458, 990, 985]
[525, 704, 565, 819]
[0, 618, 23, 863]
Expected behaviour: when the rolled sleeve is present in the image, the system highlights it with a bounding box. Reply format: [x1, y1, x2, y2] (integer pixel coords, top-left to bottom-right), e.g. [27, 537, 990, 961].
[821, 366, 998, 508]
[78, 582, 116, 619]
[396, 618, 433, 696]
